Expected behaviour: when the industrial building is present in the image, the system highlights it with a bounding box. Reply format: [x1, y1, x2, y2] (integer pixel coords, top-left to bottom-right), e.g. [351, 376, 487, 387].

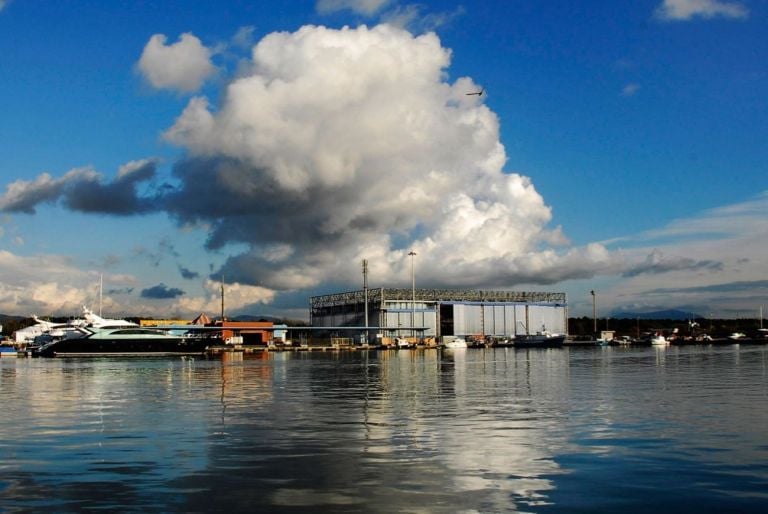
[310, 288, 568, 341]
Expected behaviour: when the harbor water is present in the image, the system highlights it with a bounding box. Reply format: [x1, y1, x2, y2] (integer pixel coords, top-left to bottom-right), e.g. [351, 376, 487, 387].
[1, 345, 767, 513]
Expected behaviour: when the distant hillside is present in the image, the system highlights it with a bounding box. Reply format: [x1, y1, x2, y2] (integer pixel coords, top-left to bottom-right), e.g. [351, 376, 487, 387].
[610, 309, 702, 320]
[0, 314, 25, 323]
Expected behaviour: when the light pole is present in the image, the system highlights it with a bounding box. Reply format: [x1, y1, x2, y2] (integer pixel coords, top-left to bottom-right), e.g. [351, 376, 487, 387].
[408, 251, 417, 338]
[590, 290, 597, 336]
[362, 259, 369, 345]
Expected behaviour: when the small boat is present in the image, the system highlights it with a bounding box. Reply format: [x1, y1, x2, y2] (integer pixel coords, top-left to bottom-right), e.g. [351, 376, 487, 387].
[33, 326, 209, 357]
[444, 337, 468, 349]
[512, 332, 566, 348]
[511, 320, 566, 348]
[0, 342, 19, 358]
[395, 337, 413, 349]
[728, 332, 747, 340]
[650, 333, 669, 346]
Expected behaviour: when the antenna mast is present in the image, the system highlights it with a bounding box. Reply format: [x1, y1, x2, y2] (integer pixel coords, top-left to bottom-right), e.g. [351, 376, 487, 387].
[220, 275, 225, 322]
[99, 274, 103, 317]
[362, 259, 369, 330]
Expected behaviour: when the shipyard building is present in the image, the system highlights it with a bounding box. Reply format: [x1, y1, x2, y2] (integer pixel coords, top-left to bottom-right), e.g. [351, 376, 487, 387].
[310, 288, 568, 340]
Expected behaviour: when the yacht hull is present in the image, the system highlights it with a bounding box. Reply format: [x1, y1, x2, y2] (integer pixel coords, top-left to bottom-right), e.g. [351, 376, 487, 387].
[34, 336, 209, 357]
[513, 335, 566, 348]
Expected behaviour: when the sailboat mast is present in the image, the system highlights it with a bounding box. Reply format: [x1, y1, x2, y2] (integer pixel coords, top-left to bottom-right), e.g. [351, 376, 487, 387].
[99, 274, 103, 317]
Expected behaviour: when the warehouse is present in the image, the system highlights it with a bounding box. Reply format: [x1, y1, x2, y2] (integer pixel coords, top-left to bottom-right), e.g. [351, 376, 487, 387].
[310, 288, 568, 341]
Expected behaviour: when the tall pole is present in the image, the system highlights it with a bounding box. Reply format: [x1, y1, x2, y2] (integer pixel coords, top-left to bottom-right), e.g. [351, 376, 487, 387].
[408, 251, 417, 338]
[590, 290, 597, 336]
[362, 259, 369, 344]
[99, 273, 103, 317]
[220, 274, 225, 322]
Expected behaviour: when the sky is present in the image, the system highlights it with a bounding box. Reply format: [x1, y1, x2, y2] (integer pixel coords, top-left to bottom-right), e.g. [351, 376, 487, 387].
[0, 0, 766, 321]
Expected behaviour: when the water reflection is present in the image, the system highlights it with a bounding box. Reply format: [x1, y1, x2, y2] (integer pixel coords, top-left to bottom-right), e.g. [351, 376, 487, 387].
[1, 346, 767, 512]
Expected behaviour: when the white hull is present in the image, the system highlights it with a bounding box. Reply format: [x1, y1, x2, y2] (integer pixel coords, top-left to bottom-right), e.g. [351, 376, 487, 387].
[444, 338, 468, 349]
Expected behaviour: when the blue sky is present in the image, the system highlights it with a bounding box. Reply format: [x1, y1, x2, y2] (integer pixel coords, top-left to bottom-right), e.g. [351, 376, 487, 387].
[0, 0, 766, 320]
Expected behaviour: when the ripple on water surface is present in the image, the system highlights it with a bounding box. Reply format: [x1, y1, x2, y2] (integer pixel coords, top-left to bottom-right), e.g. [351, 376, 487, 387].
[1, 346, 767, 512]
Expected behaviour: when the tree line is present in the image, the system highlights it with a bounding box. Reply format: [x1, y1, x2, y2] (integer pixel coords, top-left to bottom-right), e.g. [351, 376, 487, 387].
[568, 316, 765, 339]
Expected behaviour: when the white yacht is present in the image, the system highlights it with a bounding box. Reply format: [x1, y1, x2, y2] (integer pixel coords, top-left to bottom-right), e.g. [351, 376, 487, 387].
[33, 326, 208, 358]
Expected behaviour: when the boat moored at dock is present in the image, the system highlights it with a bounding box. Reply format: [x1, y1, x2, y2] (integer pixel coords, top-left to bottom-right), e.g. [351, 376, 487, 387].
[512, 332, 566, 348]
[33, 326, 209, 357]
[443, 337, 468, 349]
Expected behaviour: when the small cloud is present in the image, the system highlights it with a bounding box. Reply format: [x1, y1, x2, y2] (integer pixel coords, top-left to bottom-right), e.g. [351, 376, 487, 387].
[0, 159, 161, 216]
[98, 254, 122, 269]
[645, 279, 768, 295]
[133, 237, 180, 268]
[316, 0, 392, 16]
[655, 0, 749, 21]
[137, 33, 216, 93]
[179, 265, 200, 280]
[0, 1, 8, 13]
[107, 287, 134, 296]
[158, 237, 180, 259]
[232, 26, 256, 49]
[141, 283, 185, 299]
[381, 4, 465, 32]
[623, 249, 723, 277]
[622, 83, 641, 97]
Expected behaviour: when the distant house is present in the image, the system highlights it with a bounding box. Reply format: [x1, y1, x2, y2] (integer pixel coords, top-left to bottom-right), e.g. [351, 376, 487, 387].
[217, 320, 274, 345]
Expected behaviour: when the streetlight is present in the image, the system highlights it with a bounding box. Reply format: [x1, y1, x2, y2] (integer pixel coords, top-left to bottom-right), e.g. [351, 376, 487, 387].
[408, 251, 417, 338]
[590, 290, 597, 336]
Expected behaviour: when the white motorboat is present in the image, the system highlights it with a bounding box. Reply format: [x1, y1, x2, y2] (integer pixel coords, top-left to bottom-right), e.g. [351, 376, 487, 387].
[395, 337, 412, 349]
[650, 333, 669, 346]
[444, 337, 468, 349]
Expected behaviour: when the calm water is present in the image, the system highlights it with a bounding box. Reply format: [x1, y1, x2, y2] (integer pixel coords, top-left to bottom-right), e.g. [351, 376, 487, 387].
[1, 345, 767, 513]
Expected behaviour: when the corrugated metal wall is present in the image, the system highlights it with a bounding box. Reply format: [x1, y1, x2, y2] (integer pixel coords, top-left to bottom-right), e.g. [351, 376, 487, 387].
[452, 304, 565, 336]
[383, 310, 436, 336]
[312, 299, 565, 338]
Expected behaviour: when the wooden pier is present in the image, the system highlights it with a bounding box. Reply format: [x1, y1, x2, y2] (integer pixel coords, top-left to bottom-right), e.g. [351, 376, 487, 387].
[205, 344, 384, 354]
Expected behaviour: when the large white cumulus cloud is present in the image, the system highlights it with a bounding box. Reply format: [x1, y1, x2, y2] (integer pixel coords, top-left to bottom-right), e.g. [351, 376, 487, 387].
[164, 24, 605, 291]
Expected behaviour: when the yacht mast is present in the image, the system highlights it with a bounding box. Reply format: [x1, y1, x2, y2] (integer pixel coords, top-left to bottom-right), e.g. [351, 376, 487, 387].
[99, 274, 103, 317]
